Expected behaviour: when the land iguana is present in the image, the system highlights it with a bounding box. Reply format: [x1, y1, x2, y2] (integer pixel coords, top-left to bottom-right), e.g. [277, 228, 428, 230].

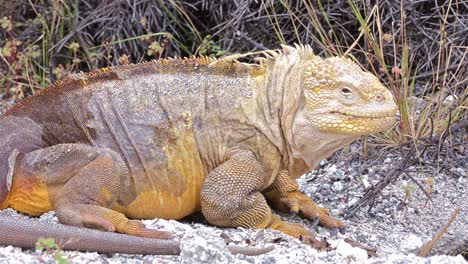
[0, 45, 397, 255]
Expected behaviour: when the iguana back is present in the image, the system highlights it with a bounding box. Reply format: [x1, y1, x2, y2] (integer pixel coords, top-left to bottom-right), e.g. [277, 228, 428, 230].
[1, 58, 268, 219]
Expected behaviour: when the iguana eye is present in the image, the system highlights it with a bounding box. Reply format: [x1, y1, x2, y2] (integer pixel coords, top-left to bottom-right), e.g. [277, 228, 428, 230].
[340, 87, 353, 97]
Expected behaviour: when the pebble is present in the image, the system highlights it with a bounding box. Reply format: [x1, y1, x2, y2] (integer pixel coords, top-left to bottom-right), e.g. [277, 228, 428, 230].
[368, 254, 468, 264]
[328, 164, 338, 174]
[308, 186, 318, 194]
[334, 240, 368, 263]
[320, 160, 328, 166]
[1, 154, 467, 264]
[319, 184, 331, 195]
[458, 168, 467, 177]
[331, 209, 340, 216]
[362, 174, 371, 189]
[347, 197, 359, 206]
[332, 181, 344, 192]
[443, 94, 457, 104]
[180, 231, 234, 264]
[399, 234, 423, 254]
[458, 176, 466, 184]
[331, 170, 346, 181]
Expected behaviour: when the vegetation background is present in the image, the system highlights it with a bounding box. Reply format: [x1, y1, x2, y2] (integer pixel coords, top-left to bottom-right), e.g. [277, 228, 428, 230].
[0, 0, 466, 146]
[0, 1, 466, 259]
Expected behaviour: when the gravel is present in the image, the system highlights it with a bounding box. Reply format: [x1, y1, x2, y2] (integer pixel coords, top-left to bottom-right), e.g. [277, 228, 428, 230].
[0, 153, 466, 263]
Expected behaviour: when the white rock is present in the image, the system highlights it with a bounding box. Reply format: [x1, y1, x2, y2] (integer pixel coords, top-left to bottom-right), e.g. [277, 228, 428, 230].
[426, 255, 468, 264]
[458, 177, 466, 188]
[362, 174, 371, 189]
[334, 240, 368, 263]
[332, 181, 344, 192]
[328, 164, 338, 173]
[347, 197, 359, 206]
[443, 94, 457, 105]
[457, 167, 467, 177]
[308, 186, 318, 194]
[399, 234, 423, 254]
[332, 170, 346, 181]
[368, 254, 468, 264]
[180, 230, 234, 264]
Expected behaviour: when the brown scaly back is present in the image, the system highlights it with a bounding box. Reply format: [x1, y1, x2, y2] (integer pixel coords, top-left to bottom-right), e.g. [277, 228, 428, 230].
[3, 56, 266, 117]
[3, 67, 119, 117]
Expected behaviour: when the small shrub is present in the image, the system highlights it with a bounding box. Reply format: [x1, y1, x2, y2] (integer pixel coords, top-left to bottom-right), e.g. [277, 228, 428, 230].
[35, 238, 68, 264]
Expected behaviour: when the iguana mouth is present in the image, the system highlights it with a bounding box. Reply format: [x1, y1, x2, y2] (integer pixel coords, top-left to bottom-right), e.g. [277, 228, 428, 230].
[332, 110, 395, 119]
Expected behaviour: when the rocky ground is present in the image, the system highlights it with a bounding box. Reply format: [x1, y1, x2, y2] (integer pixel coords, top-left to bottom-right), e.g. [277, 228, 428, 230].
[1, 144, 466, 264]
[0, 98, 466, 263]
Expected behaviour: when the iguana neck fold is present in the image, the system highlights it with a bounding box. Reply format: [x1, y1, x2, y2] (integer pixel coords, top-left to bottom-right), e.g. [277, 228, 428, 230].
[249, 46, 359, 177]
[245, 48, 307, 176]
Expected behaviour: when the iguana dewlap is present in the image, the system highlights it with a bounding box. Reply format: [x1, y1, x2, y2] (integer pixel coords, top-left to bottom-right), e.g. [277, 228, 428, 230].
[0, 45, 397, 254]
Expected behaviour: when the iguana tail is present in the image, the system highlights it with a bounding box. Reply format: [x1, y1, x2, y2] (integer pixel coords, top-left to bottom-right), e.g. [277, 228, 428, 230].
[0, 214, 181, 255]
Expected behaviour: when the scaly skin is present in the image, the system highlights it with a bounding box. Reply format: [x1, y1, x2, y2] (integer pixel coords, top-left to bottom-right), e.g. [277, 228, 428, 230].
[0, 45, 397, 254]
[0, 213, 180, 254]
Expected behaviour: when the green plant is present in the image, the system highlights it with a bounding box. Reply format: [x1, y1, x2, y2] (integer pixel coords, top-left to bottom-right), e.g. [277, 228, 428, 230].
[35, 238, 69, 264]
[196, 35, 226, 57]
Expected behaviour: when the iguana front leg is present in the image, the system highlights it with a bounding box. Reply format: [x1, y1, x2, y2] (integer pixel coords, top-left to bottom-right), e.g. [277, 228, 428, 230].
[263, 170, 345, 229]
[201, 151, 313, 238]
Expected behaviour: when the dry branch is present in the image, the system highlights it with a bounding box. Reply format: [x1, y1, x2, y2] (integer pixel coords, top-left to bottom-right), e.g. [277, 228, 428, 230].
[227, 244, 275, 256]
[345, 118, 467, 217]
[418, 208, 462, 257]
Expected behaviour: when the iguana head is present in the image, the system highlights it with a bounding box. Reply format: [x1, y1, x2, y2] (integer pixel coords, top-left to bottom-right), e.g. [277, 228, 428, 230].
[274, 45, 397, 171]
[296, 56, 398, 136]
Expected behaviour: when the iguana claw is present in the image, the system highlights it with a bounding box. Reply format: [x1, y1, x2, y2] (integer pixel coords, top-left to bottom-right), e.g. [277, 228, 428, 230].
[266, 191, 345, 229]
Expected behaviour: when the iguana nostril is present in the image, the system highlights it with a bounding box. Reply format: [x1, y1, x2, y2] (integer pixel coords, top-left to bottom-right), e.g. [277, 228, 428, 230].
[375, 94, 385, 102]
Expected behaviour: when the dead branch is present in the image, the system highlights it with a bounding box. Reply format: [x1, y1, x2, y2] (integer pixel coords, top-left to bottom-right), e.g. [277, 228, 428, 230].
[344, 145, 416, 218]
[344, 238, 378, 257]
[227, 244, 275, 256]
[418, 207, 461, 257]
[345, 118, 467, 217]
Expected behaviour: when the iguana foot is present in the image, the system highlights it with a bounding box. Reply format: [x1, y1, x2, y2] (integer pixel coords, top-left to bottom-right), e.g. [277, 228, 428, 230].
[265, 191, 345, 229]
[265, 214, 330, 250]
[266, 214, 313, 238]
[57, 204, 174, 239]
[124, 219, 174, 239]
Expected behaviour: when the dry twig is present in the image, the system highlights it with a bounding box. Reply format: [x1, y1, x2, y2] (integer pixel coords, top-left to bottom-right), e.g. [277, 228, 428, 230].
[227, 244, 275, 256]
[418, 208, 461, 257]
[345, 118, 467, 217]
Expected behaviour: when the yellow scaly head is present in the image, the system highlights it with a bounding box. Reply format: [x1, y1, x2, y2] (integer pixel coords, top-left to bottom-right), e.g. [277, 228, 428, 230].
[298, 56, 397, 136]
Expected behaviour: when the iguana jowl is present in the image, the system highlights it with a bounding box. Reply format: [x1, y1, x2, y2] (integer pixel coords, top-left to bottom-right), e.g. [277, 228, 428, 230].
[0, 45, 397, 254]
